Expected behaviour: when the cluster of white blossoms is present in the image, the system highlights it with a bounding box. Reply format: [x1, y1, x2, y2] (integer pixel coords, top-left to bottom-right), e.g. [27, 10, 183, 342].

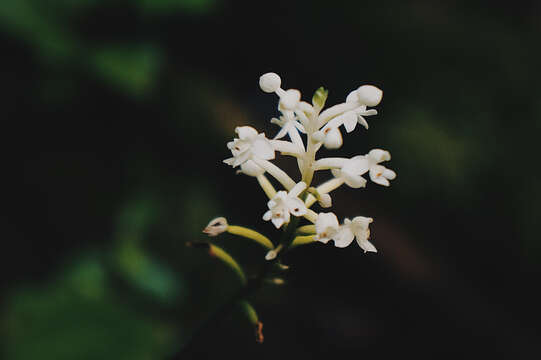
[220, 72, 396, 254]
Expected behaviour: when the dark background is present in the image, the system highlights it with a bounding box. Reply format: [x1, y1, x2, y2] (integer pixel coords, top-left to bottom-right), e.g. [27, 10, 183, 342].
[2, 0, 541, 359]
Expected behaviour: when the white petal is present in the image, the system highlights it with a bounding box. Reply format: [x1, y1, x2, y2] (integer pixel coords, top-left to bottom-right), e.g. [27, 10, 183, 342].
[343, 156, 370, 176]
[240, 160, 265, 176]
[286, 197, 308, 216]
[223, 157, 235, 166]
[294, 120, 306, 134]
[351, 216, 373, 230]
[369, 166, 390, 186]
[280, 89, 301, 110]
[315, 157, 349, 170]
[356, 85, 383, 106]
[368, 149, 391, 163]
[259, 72, 281, 93]
[315, 212, 339, 234]
[251, 137, 275, 160]
[297, 101, 314, 116]
[273, 126, 288, 139]
[360, 109, 378, 116]
[263, 210, 272, 221]
[323, 128, 343, 149]
[271, 216, 285, 228]
[357, 238, 377, 253]
[343, 173, 367, 188]
[236, 126, 258, 140]
[333, 228, 355, 248]
[357, 115, 369, 129]
[232, 151, 250, 167]
[383, 168, 397, 180]
[342, 111, 358, 133]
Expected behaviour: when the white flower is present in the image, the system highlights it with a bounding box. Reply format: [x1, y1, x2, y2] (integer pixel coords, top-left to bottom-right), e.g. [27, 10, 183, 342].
[315, 149, 396, 187]
[315, 156, 367, 188]
[331, 156, 368, 188]
[356, 149, 397, 186]
[223, 126, 275, 176]
[263, 182, 308, 228]
[333, 216, 376, 252]
[314, 212, 340, 243]
[313, 125, 343, 149]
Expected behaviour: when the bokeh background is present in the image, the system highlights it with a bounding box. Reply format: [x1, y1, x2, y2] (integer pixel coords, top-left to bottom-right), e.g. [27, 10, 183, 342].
[3, 0, 541, 359]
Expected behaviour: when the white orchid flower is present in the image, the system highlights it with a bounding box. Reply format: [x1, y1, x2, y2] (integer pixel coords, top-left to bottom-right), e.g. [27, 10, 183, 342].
[314, 156, 367, 188]
[263, 182, 308, 228]
[333, 216, 376, 252]
[355, 149, 397, 186]
[314, 212, 340, 243]
[223, 126, 275, 177]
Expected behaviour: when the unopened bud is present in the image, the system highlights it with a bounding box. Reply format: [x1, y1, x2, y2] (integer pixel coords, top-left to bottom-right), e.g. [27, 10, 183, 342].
[259, 72, 281, 93]
[279, 89, 301, 110]
[265, 250, 277, 261]
[356, 85, 383, 106]
[202, 217, 228, 237]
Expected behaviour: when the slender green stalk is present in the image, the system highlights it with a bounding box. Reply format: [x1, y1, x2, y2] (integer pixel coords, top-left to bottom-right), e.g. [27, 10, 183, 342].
[176, 218, 301, 358]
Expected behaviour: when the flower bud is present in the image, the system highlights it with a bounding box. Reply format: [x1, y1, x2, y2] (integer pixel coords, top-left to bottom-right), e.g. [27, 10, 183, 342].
[368, 149, 391, 162]
[323, 127, 343, 149]
[356, 85, 383, 106]
[259, 72, 281, 93]
[265, 249, 277, 260]
[202, 217, 228, 236]
[279, 89, 301, 110]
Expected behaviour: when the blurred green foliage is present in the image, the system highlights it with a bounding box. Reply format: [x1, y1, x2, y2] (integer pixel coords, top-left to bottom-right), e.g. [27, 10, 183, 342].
[3, 0, 541, 359]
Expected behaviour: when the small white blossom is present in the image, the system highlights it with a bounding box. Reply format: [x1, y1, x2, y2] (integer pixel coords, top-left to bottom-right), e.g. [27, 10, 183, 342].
[314, 125, 343, 149]
[356, 149, 397, 186]
[223, 126, 275, 176]
[314, 212, 340, 243]
[263, 182, 308, 228]
[333, 216, 376, 252]
[330, 156, 368, 188]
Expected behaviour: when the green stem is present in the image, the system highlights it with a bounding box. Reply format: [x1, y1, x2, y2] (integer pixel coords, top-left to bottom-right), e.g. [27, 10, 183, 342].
[175, 218, 301, 357]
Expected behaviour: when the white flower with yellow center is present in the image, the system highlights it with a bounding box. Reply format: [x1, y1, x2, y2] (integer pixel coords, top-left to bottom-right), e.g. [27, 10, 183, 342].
[263, 182, 308, 228]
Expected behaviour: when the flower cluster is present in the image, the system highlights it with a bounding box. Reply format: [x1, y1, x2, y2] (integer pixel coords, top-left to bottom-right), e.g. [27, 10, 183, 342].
[218, 72, 396, 253]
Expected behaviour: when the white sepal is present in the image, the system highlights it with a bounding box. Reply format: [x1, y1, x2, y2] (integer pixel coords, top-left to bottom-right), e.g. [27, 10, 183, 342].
[314, 212, 340, 243]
